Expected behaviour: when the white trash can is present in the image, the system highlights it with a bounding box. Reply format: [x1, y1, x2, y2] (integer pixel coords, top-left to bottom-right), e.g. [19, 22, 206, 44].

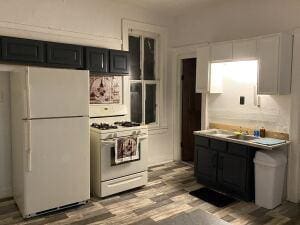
[253, 150, 287, 209]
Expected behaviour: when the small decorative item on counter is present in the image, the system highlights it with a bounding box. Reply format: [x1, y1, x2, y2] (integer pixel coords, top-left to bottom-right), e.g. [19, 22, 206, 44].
[260, 127, 266, 138]
[254, 130, 260, 137]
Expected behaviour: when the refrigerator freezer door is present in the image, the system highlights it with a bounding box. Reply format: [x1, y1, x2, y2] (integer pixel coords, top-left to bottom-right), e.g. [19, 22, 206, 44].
[22, 117, 90, 216]
[26, 67, 89, 119]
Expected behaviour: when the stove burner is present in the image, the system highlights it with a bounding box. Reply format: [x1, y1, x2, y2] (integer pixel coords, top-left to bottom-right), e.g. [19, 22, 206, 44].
[114, 121, 140, 127]
[91, 123, 118, 130]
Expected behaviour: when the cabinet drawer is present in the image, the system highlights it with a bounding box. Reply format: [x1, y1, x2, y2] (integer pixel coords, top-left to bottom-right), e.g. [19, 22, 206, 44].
[228, 143, 250, 157]
[195, 136, 209, 148]
[47, 43, 83, 68]
[1, 37, 44, 63]
[85, 47, 108, 73]
[210, 139, 227, 152]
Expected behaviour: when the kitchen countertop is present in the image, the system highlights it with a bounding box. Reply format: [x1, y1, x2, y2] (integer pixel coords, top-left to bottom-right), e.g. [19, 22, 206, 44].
[194, 129, 291, 150]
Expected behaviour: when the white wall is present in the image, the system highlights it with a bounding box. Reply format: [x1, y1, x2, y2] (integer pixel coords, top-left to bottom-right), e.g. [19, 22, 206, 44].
[208, 61, 291, 133]
[170, 0, 300, 202]
[288, 29, 300, 202]
[0, 72, 12, 199]
[0, 0, 171, 48]
[0, 0, 174, 198]
[171, 0, 300, 47]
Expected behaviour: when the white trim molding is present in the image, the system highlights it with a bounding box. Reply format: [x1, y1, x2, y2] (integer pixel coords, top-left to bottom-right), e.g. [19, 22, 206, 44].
[0, 20, 122, 49]
[170, 42, 208, 161]
[122, 19, 168, 129]
[287, 27, 300, 203]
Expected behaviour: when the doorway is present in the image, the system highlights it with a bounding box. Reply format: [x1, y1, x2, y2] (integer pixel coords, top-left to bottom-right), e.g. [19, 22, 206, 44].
[181, 58, 202, 162]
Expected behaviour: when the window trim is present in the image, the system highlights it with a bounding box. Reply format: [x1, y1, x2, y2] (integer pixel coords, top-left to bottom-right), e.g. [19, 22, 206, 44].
[129, 32, 159, 126]
[122, 19, 168, 130]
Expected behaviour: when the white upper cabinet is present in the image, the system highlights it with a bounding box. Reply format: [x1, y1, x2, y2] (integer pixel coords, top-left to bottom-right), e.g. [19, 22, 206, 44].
[210, 42, 233, 62]
[233, 39, 257, 60]
[257, 33, 293, 95]
[196, 45, 210, 93]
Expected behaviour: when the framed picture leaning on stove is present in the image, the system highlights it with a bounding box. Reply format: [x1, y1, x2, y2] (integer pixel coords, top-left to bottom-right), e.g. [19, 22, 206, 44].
[89, 76, 122, 104]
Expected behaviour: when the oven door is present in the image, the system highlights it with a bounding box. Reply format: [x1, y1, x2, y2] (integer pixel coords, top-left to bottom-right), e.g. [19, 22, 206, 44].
[100, 135, 148, 181]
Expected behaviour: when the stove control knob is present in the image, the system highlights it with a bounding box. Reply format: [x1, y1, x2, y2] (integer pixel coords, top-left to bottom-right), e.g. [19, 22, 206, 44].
[113, 133, 118, 138]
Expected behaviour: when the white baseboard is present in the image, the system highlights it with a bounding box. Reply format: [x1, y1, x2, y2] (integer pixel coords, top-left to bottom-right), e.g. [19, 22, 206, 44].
[0, 186, 12, 199]
[148, 160, 173, 167]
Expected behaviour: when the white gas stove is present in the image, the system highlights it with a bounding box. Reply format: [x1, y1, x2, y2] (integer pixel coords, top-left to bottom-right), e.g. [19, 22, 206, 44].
[90, 122, 148, 197]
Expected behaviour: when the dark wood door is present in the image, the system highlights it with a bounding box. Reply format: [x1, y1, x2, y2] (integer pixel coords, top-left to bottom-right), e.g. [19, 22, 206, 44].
[46, 42, 83, 68]
[181, 58, 202, 161]
[196, 147, 218, 185]
[85, 47, 108, 74]
[218, 153, 247, 194]
[1, 37, 45, 63]
[109, 50, 129, 74]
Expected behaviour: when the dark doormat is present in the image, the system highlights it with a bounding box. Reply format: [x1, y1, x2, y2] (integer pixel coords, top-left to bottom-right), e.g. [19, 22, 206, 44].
[190, 187, 237, 207]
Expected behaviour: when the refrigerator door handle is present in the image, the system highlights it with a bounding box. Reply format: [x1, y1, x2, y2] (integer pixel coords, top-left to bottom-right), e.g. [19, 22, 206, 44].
[27, 121, 32, 172]
[25, 71, 31, 118]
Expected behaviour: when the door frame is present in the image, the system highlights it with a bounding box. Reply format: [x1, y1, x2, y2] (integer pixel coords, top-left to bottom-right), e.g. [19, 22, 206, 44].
[171, 43, 209, 161]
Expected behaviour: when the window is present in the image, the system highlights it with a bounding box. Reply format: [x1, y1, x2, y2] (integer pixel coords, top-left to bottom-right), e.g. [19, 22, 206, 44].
[129, 33, 159, 125]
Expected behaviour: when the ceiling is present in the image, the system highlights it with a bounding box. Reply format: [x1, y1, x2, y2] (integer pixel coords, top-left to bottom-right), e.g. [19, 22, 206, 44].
[114, 0, 223, 17]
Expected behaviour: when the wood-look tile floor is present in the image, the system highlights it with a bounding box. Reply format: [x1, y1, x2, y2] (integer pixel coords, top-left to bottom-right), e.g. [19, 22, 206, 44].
[0, 162, 299, 225]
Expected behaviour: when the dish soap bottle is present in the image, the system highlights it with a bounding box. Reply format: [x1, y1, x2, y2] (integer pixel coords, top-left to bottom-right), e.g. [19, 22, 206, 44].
[260, 127, 266, 138]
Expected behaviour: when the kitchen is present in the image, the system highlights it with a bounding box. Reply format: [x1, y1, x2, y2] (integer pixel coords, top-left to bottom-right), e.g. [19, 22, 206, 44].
[0, 0, 300, 224]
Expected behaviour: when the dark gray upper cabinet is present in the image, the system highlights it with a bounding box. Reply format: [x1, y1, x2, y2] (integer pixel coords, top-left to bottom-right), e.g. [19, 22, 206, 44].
[46, 43, 83, 68]
[109, 50, 129, 74]
[1, 37, 45, 63]
[0, 35, 131, 72]
[85, 47, 108, 74]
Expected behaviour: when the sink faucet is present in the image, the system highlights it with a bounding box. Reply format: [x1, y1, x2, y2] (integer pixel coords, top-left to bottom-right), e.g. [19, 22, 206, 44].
[239, 127, 249, 135]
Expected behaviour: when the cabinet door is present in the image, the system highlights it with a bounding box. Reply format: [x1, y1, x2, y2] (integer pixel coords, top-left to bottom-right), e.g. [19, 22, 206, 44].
[196, 147, 218, 185]
[47, 43, 83, 68]
[109, 50, 129, 74]
[196, 46, 210, 93]
[1, 37, 44, 63]
[85, 47, 108, 74]
[211, 42, 233, 62]
[233, 39, 257, 60]
[218, 153, 247, 194]
[257, 36, 279, 94]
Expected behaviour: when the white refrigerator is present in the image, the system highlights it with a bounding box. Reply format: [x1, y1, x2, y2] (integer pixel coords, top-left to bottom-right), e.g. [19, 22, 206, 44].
[10, 67, 90, 218]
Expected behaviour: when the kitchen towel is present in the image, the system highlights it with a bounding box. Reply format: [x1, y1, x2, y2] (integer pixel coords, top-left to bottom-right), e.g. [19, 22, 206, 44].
[112, 136, 140, 165]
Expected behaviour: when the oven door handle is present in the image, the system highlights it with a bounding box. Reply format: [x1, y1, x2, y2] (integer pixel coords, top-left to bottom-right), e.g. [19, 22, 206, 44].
[137, 135, 148, 140]
[102, 140, 116, 144]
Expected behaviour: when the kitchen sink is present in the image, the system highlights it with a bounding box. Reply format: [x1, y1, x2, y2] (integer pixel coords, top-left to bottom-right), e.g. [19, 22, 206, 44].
[228, 135, 259, 141]
[202, 129, 234, 136]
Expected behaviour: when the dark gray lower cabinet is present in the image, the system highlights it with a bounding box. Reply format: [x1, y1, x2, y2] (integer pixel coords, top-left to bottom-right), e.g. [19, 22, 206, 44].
[1, 37, 44, 63]
[218, 153, 247, 196]
[195, 136, 256, 201]
[47, 43, 83, 68]
[196, 147, 218, 186]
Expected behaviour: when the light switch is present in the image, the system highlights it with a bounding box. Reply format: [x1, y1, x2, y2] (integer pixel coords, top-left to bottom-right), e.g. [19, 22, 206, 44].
[240, 96, 245, 105]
